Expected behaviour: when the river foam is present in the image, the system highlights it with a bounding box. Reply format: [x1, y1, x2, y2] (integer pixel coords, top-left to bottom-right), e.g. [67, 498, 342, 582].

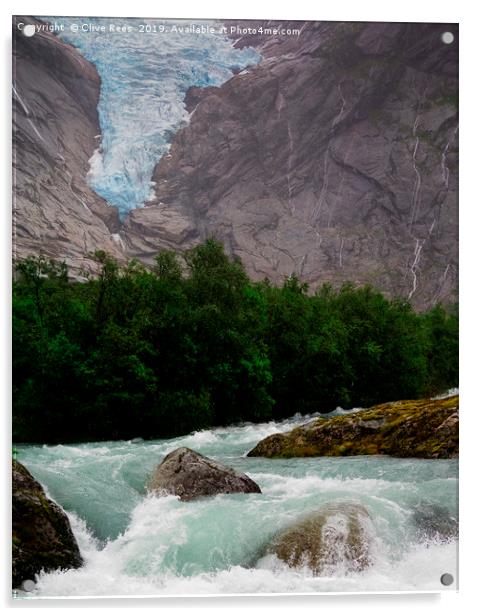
[16, 404, 458, 597]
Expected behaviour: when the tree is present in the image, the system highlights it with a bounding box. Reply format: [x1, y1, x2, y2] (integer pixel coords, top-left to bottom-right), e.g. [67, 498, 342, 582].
[12, 242, 459, 443]
[422, 304, 459, 395]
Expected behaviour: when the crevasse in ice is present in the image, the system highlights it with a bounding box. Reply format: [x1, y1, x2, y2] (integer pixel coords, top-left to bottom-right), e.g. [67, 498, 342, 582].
[54, 18, 261, 216]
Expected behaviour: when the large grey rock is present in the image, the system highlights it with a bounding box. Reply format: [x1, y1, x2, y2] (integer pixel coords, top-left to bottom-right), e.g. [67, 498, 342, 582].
[147, 447, 261, 501]
[12, 460, 83, 589]
[412, 503, 458, 542]
[12, 16, 124, 276]
[266, 501, 373, 575]
[124, 20, 458, 310]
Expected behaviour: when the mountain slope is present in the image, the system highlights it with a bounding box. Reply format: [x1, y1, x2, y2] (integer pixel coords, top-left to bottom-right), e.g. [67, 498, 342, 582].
[123, 21, 458, 309]
[12, 19, 458, 309]
[12, 16, 124, 274]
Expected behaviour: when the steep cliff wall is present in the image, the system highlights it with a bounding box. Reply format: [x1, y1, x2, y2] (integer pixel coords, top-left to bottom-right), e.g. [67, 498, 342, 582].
[123, 21, 458, 309]
[12, 18, 458, 308]
[12, 16, 124, 273]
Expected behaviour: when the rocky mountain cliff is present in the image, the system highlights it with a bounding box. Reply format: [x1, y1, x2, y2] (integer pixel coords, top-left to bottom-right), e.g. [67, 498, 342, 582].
[13, 18, 458, 308]
[12, 16, 124, 274]
[123, 20, 458, 309]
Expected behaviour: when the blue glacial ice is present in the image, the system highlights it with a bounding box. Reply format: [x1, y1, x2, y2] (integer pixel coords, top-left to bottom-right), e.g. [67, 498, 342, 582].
[54, 18, 261, 216]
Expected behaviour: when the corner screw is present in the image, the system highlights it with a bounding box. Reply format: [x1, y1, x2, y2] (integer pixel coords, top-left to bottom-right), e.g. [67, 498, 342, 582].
[440, 573, 454, 586]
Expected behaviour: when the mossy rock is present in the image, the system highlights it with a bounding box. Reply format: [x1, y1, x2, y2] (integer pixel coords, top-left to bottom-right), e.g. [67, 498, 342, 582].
[248, 395, 458, 459]
[265, 501, 372, 575]
[12, 460, 83, 589]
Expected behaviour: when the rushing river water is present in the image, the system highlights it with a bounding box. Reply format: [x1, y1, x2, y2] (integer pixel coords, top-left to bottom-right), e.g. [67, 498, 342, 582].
[15, 403, 458, 597]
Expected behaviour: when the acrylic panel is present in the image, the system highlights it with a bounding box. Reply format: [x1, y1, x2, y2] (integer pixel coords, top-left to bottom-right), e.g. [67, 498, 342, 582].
[12, 16, 458, 598]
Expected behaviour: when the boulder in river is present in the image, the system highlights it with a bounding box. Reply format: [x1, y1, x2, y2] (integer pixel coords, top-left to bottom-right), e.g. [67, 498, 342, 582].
[248, 395, 459, 459]
[147, 447, 261, 501]
[12, 460, 83, 589]
[412, 503, 458, 543]
[266, 502, 373, 576]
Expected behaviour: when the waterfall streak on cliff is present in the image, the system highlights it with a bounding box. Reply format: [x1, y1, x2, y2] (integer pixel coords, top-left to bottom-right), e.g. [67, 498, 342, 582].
[339, 237, 344, 268]
[311, 83, 347, 229]
[409, 133, 422, 227]
[277, 90, 295, 214]
[441, 126, 458, 189]
[432, 263, 451, 304]
[408, 237, 425, 300]
[13, 85, 46, 144]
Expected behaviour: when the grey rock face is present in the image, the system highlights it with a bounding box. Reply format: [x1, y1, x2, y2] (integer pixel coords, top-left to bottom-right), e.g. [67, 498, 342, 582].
[12, 16, 124, 275]
[124, 20, 458, 310]
[12, 460, 83, 589]
[147, 447, 261, 500]
[13, 18, 458, 309]
[265, 501, 373, 575]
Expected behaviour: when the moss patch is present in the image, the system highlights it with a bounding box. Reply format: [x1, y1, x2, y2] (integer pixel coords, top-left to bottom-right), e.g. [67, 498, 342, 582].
[248, 396, 458, 459]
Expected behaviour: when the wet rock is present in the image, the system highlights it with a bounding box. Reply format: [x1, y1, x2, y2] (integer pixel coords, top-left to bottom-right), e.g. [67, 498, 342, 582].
[147, 447, 261, 500]
[266, 501, 372, 575]
[412, 503, 458, 542]
[12, 460, 83, 589]
[248, 395, 459, 459]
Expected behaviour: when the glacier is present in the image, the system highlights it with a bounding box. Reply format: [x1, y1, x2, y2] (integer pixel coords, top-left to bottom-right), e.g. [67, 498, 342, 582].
[53, 18, 261, 216]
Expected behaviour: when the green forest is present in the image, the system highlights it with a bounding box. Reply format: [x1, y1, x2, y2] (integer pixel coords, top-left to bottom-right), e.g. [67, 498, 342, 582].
[13, 240, 458, 443]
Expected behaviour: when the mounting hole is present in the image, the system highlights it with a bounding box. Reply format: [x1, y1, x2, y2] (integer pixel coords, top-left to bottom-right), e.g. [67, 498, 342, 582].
[441, 32, 454, 45]
[22, 24, 36, 37]
[440, 573, 454, 586]
[21, 579, 35, 592]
